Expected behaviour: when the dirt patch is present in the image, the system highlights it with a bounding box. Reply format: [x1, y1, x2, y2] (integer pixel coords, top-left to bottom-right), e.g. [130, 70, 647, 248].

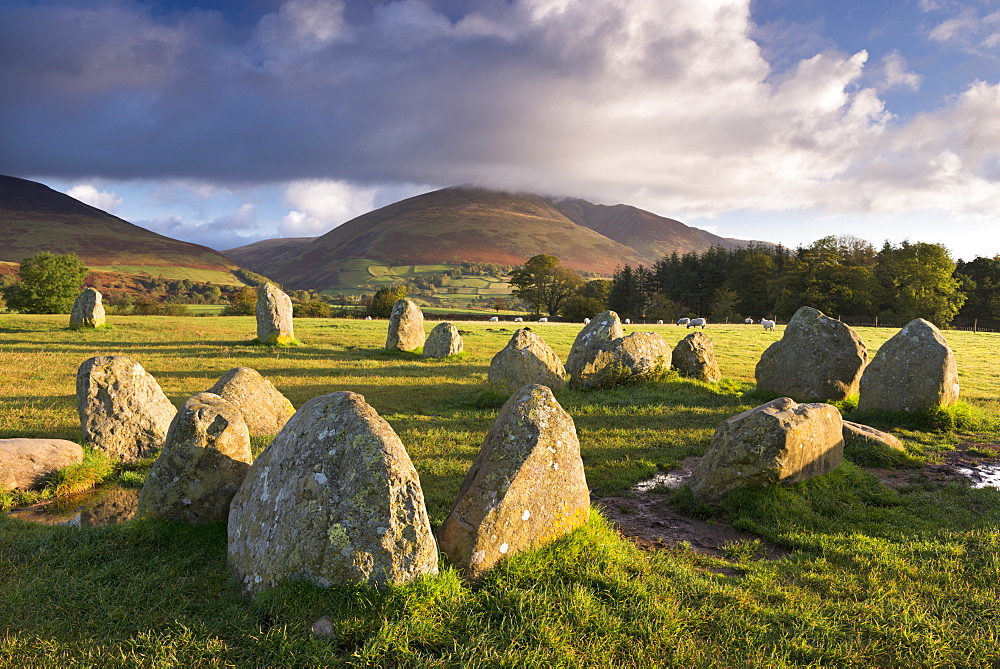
[868, 443, 1000, 489]
[594, 458, 787, 560]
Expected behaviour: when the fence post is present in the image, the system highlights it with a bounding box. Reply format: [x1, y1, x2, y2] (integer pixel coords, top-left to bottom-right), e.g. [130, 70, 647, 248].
[874, 316, 878, 328]
[974, 319, 978, 333]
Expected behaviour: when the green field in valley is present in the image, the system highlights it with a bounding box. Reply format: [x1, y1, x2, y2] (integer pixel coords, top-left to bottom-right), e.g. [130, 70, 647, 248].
[1, 315, 999, 664]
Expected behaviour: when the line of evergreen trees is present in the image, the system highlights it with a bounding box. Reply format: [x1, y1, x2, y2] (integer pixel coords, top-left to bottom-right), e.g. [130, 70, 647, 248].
[607, 235, 1000, 327]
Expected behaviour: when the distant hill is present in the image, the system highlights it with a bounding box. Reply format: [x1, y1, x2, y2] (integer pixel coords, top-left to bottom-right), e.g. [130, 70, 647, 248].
[227, 186, 775, 290]
[0, 175, 244, 285]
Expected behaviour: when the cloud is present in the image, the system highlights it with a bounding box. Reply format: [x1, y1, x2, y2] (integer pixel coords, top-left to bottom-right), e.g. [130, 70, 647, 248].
[0, 0, 996, 229]
[925, 3, 1000, 52]
[67, 184, 123, 212]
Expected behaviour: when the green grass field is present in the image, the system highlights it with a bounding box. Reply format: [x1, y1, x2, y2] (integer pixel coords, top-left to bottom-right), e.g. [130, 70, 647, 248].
[1, 316, 999, 664]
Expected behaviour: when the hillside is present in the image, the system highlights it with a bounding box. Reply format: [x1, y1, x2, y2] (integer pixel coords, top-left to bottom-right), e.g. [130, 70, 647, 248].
[229, 186, 775, 290]
[0, 175, 244, 284]
[249, 187, 648, 288]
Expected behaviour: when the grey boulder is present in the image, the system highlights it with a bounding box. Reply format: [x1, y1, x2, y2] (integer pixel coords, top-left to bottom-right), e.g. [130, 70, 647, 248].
[386, 298, 425, 352]
[487, 328, 566, 394]
[423, 322, 463, 358]
[0, 438, 84, 492]
[672, 331, 722, 382]
[208, 367, 296, 436]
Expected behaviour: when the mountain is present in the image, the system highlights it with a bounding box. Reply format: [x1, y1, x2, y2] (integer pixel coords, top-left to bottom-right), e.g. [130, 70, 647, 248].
[546, 197, 764, 262]
[244, 187, 649, 288]
[228, 186, 774, 290]
[0, 175, 244, 284]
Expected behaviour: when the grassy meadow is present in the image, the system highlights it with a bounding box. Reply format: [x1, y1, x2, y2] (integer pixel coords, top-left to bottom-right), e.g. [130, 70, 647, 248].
[2, 315, 1000, 664]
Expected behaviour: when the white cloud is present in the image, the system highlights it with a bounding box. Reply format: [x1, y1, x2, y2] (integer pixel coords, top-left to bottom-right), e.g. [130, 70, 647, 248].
[279, 180, 379, 237]
[877, 51, 922, 92]
[926, 4, 1000, 52]
[67, 184, 123, 213]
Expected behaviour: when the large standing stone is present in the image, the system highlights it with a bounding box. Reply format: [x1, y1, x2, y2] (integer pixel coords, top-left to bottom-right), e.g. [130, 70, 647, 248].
[137, 392, 253, 524]
[208, 367, 295, 436]
[0, 438, 84, 492]
[385, 298, 425, 352]
[857, 318, 960, 413]
[438, 384, 590, 578]
[488, 328, 566, 394]
[672, 332, 722, 382]
[227, 391, 438, 595]
[565, 310, 623, 376]
[569, 332, 672, 390]
[69, 288, 106, 329]
[77, 356, 177, 461]
[423, 322, 463, 358]
[754, 306, 867, 402]
[689, 397, 844, 503]
[256, 283, 295, 345]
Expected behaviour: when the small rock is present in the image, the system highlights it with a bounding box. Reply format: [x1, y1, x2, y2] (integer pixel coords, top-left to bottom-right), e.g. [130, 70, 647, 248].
[857, 318, 960, 413]
[689, 397, 844, 503]
[311, 616, 336, 639]
[843, 420, 905, 452]
[256, 283, 295, 345]
[755, 306, 868, 402]
[77, 356, 177, 461]
[69, 288, 106, 329]
[208, 367, 295, 436]
[438, 384, 590, 578]
[137, 392, 253, 524]
[487, 329, 566, 394]
[423, 322, 463, 358]
[0, 438, 84, 492]
[672, 332, 722, 382]
[385, 298, 425, 352]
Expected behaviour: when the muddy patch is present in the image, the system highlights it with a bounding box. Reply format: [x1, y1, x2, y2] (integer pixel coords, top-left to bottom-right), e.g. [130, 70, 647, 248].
[867, 444, 1000, 490]
[595, 458, 787, 560]
[7, 487, 139, 527]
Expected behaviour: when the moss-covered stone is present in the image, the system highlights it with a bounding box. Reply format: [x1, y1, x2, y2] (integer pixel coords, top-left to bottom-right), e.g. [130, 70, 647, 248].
[137, 392, 252, 524]
[438, 384, 590, 578]
[386, 298, 425, 352]
[208, 367, 295, 436]
[76, 355, 177, 461]
[69, 287, 105, 329]
[857, 318, 959, 413]
[569, 331, 671, 389]
[565, 310, 623, 376]
[227, 391, 438, 595]
[256, 283, 294, 345]
[423, 322, 462, 358]
[487, 329, 566, 394]
[755, 306, 867, 402]
[672, 331, 722, 382]
[689, 397, 844, 503]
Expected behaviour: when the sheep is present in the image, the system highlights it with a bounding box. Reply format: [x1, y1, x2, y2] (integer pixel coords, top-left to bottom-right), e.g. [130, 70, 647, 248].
[365, 316, 372, 320]
[687, 317, 707, 329]
[538, 317, 548, 322]
[677, 318, 690, 326]
[514, 317, 524, 322]
[744, 317, 753, 324]
[760, 319, 775, 332]
[583, 318, 591, 324]
[657, 320, 664, 325]
[488, 316, 499, 322]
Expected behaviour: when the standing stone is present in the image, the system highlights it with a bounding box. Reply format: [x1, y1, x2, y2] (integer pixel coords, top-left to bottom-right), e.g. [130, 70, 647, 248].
[208, 367, 295, 436]
[69, 288, 106, 329]
[689, 397, 844, 503]
[438, 384, 590, 578]
[256, 283, 295, 345]
[755, 306, 867, 402]
[857, 318, 960, 413]
[487, 329, 566, 394]
[423, 322, 463, 358]
[77, 356, 177, 461]
[385, 298, 425, 352]
[0, 438, 84, 492]
[227, 391, 438, 595]
[565, 310, 623, 376]
[672, 332, 722, 382]
[569, 332, 672, 390]
[137, 392, 253, 524]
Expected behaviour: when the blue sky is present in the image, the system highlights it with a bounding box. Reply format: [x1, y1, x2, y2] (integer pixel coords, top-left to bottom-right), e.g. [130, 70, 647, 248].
[2, 0, 999, 260]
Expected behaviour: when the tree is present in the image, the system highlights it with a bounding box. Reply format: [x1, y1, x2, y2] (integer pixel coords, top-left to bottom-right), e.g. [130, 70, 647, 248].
[491, 298, 509, 313]
[221, 286, 257, 315]
[2, 252, 88, 314]
[875, 241, 966, 325]
[369, 284, 408, 318]
[509, 255, 584, 316]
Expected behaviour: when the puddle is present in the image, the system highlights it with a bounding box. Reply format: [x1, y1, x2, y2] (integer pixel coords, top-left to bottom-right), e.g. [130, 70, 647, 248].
[7, 487, 139, 527]
[954, 462, 1000, 489]
[632, 467, 693, 492]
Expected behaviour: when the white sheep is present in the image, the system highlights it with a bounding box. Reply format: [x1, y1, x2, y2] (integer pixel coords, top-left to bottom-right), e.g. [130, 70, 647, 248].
[687, 317, 707, 329]
[538, 317, 548, 322]
[677, 317, 690, 326]
[657, 319, 664, 325]
[624, 318, 631, 325]
[760, 319, 775, 331]
[488, 316, 499, 322]
[744, 317, 753, 324]
[583, 318, 591, 324]
[514, 317, 524, 322]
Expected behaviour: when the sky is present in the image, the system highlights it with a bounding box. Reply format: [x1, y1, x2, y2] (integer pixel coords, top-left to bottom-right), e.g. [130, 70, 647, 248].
[1, 0, 999, 260]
